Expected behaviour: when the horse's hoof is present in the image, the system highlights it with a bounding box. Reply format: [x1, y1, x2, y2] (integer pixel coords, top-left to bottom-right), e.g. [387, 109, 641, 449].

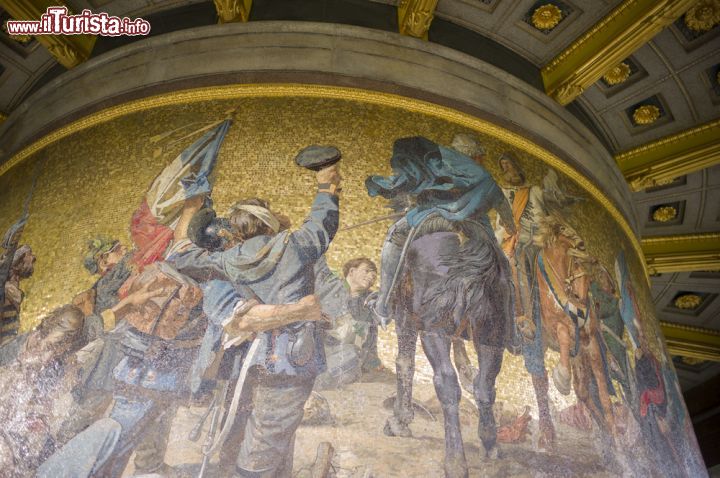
[551, 365, 572, 395]
[477, 404, 497, 450]
[537, 432, 556, 452]
[384, 416, 412, 438]
[444, 455, 469, 478]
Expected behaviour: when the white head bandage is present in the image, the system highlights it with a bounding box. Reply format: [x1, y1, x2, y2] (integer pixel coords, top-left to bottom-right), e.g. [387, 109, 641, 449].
[229, 204, 280, 234]
[451, 133, 485, 158]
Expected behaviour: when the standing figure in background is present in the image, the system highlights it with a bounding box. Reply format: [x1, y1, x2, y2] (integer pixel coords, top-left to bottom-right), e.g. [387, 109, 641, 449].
[344, 257, 382, 372]
[494, 152, 581, 447]
[0, 217, 36, 366]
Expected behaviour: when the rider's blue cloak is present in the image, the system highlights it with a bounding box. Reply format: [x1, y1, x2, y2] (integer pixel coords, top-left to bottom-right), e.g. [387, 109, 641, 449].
[365, 136, 505, 227]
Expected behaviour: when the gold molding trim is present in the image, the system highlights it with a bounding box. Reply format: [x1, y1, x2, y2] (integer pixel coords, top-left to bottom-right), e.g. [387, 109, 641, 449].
[213, 0, 252, 23]
[661, 321, 720, 362]
[398, 0, 439, 40]
[0, 0, 96, 68]
[541, 0, 696, 105]
[642, 233, 720, 274]
[0, 112, 6, 124]
[0, 83, 646, 278]
[617, 119, 720, 191]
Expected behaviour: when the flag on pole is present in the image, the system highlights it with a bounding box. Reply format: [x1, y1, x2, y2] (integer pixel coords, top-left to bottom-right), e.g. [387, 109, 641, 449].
[130, 119, 232, 268]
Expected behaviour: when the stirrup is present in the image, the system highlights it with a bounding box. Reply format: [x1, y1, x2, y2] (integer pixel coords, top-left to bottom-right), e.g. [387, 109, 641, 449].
[365, 292, 392, 330]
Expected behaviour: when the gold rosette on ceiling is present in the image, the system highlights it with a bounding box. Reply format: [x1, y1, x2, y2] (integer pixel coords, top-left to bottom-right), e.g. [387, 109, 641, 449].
[652, 205, 678, 222]
[674, 294, 702, 310]
[684, 0, 720, 32]
[532, 4, 563, 30]
[603, 63, 631, 85]
[633, 104, 661, 125]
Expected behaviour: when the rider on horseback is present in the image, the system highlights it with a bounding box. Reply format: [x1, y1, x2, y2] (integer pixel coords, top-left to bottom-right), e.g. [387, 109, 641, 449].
[365, 136, 519, 476]
[366, 136, 517, 328]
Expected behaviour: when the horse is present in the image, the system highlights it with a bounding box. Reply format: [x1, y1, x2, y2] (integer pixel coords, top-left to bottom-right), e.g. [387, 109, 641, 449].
[382, 218, 516, 478]
[529, 214, 618, 448]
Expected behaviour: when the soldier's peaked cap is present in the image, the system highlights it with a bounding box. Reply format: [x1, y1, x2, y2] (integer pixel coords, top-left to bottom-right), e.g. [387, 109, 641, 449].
[294, 145, 341, 171]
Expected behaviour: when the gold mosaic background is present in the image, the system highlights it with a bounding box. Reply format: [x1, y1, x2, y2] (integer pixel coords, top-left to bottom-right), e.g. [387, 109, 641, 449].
[0, 94, 661, 411]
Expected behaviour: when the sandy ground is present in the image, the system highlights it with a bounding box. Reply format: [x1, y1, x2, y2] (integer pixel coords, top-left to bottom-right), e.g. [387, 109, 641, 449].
[124, 369, 615, 478]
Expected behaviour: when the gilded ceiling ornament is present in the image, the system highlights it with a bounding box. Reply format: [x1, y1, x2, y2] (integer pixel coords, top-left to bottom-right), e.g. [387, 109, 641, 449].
[684, 0, 720, 32]
[554, 83, 584, 104]
[655, 177, 676, 186]
[652, 205, 677, 222]
[532, 4, 563, 30]
[674, 294, 702, 310]
[602, 63, 631, 86]
[680, 356, 705, 366]
[633, 104, 660, 125]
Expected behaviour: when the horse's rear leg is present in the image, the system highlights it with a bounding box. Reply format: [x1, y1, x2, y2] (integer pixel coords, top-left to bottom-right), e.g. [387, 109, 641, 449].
[421, 332, 468, 478]
[473, 343, 503, 458]
[385, 321, 417, 438]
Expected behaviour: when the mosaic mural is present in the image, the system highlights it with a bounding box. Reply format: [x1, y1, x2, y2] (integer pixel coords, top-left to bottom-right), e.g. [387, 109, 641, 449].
[0, 91, 706, 477]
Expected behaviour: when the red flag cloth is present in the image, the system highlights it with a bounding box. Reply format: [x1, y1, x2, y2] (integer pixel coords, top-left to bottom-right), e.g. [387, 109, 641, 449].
[129, 199, 174, 270]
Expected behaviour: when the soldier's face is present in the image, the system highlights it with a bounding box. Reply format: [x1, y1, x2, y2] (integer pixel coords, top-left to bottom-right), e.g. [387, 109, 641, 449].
[18, 253, 35, 278]
[98, 243, 127, 276]
[347, 263, 377, 293]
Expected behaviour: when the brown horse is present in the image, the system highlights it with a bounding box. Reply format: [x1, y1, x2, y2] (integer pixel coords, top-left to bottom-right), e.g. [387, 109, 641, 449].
[531, 215, 617, 448]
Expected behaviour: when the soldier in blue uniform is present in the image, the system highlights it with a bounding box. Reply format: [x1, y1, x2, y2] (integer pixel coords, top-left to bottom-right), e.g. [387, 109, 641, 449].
[169, 145, 341, 477]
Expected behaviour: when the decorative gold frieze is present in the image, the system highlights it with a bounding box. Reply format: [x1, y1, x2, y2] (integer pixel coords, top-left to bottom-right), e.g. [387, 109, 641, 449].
[684, 0, 720, 32]
[602, 62, 631, 85]
[652, 205, 677, 222]
[0, 112, 6, 124]
[213, 0, 252, 23]
[674, 294, 702, 310]
[532, 4, 563, 30]
[0, 0, 96, 68]
[661, 322, 720, 362]
[642, 233, 720, 274]
[655, 177, 676, 186]
[617, 119, 720, 191]
[398, 0, 439, 40]
[632, 104, 660, 125]
[541, 0, 696, 105]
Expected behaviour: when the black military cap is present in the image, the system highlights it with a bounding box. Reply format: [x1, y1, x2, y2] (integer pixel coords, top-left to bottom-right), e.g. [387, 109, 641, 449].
[294, 145, 341, 171]
[188, 208, 231, 251]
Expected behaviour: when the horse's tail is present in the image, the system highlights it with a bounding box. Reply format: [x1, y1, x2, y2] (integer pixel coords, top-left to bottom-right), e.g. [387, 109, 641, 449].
[426, 238, 506, 339]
